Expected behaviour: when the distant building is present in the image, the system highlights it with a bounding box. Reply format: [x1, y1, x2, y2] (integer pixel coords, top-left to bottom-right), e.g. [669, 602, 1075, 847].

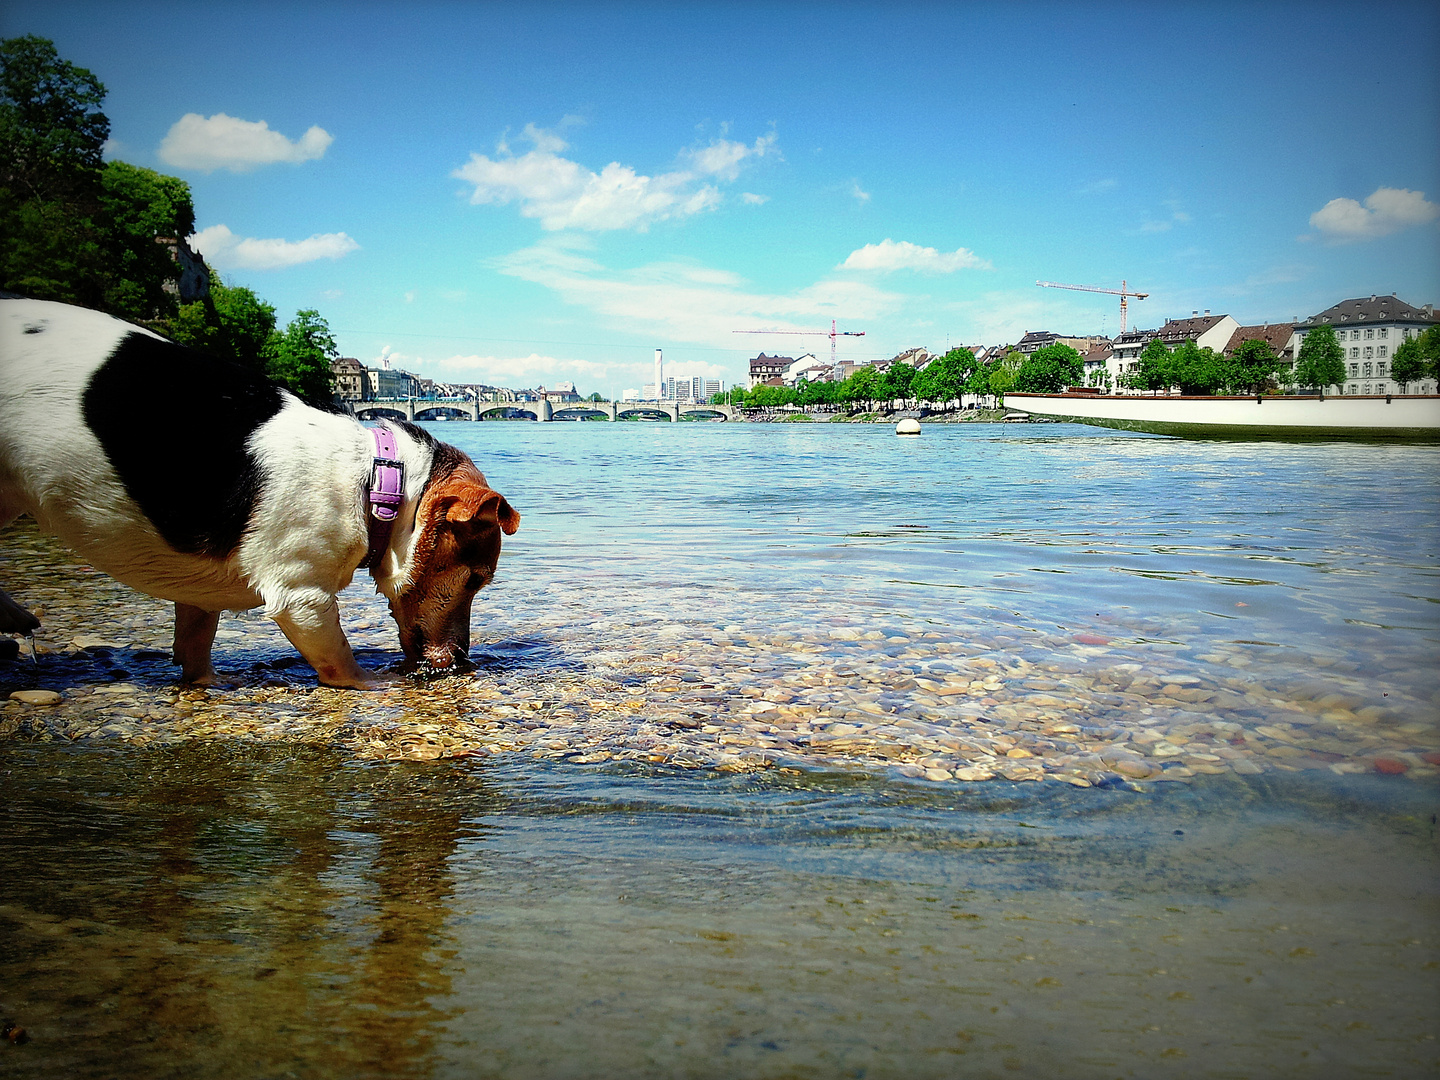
[367, 367, 418, 399]
[1111, 312, 1239, 390]
[1297, 294, 1438, 395]
[748, 353, 793, 389]
[1015, 331, 1060, 354]
[1222, 323, 1299, 381]
[539, 383, 582, 403]
[1081, 343, 1114, 388]
[330, 357, 368, 402]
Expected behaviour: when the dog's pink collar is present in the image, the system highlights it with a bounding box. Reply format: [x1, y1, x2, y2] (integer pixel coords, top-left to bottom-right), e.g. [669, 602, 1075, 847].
[360, 426, 405, 570]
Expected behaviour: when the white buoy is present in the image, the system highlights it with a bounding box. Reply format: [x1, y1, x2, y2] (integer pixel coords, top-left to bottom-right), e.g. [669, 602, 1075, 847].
[895, 417, 921, 436]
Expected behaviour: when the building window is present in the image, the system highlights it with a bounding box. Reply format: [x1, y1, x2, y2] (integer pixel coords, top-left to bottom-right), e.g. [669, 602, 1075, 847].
[1364, 346, 1373, 359]
[1379, 328, 1388, 339]
[1349, 363, 1359, 376]
[1378, 345, 1388, 358]
[1378, 362, 1388, 376]
[1363, 383, 1372, 394]
[1363, 362, 1373, 377]
[1365, 329, 1374, 340]
[1350, 347, 1359, 358]
[1348, 384, 1359, 394]
[1353, 330, 1362, 340]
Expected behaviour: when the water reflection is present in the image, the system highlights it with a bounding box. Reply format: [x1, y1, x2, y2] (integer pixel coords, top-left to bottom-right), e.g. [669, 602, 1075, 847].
[1, 743, 480, 1079]
[3, 742, 1437, 1078]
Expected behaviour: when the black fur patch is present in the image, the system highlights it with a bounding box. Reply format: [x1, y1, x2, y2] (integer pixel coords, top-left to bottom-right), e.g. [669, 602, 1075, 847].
[82, 333, 286, 557]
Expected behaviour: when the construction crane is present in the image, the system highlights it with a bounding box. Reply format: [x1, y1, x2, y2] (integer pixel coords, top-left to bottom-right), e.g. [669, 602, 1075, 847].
[1035, 280, 1149, 334]
[734, 319, 865, 366]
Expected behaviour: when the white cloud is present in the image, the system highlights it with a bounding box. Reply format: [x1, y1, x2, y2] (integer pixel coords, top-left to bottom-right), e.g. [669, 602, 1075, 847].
[849, 180, 871, 203]
[190, 224, 359, 271]
[159, 113, 333, 173]
[493, 238, 904, 347]
[453, 125, 777, 231]
[839, 239, 991, 274]
[741, 192, 769, 205]
[1310, 187, 1439, 241]
[1077, 178, 1117, 195]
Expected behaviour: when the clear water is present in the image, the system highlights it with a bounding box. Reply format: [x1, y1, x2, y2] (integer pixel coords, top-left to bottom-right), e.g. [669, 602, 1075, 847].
[2, 421, 1438, 1077]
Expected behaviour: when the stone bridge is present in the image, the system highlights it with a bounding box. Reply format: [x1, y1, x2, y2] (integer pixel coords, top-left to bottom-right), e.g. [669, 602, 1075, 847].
[353, 398, 735, 422]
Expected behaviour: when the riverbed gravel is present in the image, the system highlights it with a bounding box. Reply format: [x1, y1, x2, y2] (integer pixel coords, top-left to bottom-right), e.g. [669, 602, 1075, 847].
[3, 519, 1436, 786]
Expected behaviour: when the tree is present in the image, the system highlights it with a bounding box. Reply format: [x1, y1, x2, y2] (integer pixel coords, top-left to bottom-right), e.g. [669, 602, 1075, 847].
[1229, 338, 1281, 395]
[1014, 343, 1083, 393]
[878, 361, 915, 404]
[1391, 336, 1425, 389]
[0, 35, 110, 305]
[1169, 340, 1228, 395]
[913, 348, 976, 404]
[162, 272, 278, 373]
[1125, 337, 1173, 393]
[589, 391, 603, 402]
[0, 36, 108, 203]
[98, 160, 196, 321]
[1293, 324, 1346, 392]
[845, 364, 881, 406]
[1391, 326, 1439, 390]
[271, 309, 337, 405]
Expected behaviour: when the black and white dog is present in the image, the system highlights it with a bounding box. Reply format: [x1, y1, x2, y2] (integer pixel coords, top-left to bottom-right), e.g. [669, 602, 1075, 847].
[0, 297, 519, 689]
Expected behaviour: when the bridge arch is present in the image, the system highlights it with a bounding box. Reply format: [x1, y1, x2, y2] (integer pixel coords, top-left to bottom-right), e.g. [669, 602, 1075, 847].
[415, 405, 475, 421]
[616, 405, 676, 422]
[355, 406, 409, 422]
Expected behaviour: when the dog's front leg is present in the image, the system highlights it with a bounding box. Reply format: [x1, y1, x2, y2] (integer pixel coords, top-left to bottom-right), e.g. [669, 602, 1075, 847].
[273, 602, 384, 690]
[174, 603, 221, 684]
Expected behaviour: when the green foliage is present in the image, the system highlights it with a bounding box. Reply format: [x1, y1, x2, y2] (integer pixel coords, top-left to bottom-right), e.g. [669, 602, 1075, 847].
[1013, 343, 1083, 393]
[913, 348, 977, 403]
[2, 37, 198, 323]
[271, 309, 337, 404]
[0, 35, 110, 305]
[1391, 327, 1439, 388]
[1229, 338, 1281, 394]
[877, 361, 915, 402]
[98, 160, 196, 321]
[161, 271, 278, 373]
[1168, 340, 1227, 395]
[1125, 337, 1173, 392]
[0, 35, 108, 201]
[1390, 336, 1425, 387]
[1293, 324, 1346, 391]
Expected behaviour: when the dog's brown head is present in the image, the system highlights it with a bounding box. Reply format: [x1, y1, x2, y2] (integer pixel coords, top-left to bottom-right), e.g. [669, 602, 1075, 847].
[391, 446, 519, 672]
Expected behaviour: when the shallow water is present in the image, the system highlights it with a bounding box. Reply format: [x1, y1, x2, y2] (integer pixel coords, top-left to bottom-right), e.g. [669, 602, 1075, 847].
[2, 743, 1438, 1078]
[2, 421, 1439, 1076]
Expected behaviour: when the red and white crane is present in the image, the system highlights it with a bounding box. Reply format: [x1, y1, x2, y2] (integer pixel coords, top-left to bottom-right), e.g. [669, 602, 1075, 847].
[734, 319, 865, 365]
[1035, 280, 1149, 334]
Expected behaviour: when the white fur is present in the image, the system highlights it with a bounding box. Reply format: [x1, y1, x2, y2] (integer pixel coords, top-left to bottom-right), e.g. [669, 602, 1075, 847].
[1, 298, 433, 627]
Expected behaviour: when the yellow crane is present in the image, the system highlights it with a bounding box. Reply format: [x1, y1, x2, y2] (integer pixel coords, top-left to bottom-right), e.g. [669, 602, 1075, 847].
[1036, 280, 1149, 334]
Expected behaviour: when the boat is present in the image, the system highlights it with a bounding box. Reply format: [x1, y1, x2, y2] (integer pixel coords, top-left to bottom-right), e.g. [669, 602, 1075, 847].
[1003, 391, 1440, 441]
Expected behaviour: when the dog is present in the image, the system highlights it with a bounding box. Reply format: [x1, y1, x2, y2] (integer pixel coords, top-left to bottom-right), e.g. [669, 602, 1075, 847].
[0, 297, 519, 689]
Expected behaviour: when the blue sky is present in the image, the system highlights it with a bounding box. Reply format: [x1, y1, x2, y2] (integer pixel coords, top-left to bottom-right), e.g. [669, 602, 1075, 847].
[6, 1, 1439, 396]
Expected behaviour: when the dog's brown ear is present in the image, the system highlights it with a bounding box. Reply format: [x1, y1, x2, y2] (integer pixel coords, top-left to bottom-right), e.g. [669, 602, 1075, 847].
[446, 488, 520, 535]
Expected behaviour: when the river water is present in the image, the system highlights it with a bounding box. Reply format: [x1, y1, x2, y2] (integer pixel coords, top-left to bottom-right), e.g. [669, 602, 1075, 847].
[2, 420, 1438, 1077]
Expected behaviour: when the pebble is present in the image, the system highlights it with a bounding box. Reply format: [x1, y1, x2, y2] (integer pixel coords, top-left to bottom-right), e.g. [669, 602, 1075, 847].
[2, 520, 1437, 787]
[9, 689, 63, 706]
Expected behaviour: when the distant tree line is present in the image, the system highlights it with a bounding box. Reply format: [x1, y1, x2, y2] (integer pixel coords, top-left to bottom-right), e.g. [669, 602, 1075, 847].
[0, 35, 337, 405]
[715, 343, 1096, 409]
